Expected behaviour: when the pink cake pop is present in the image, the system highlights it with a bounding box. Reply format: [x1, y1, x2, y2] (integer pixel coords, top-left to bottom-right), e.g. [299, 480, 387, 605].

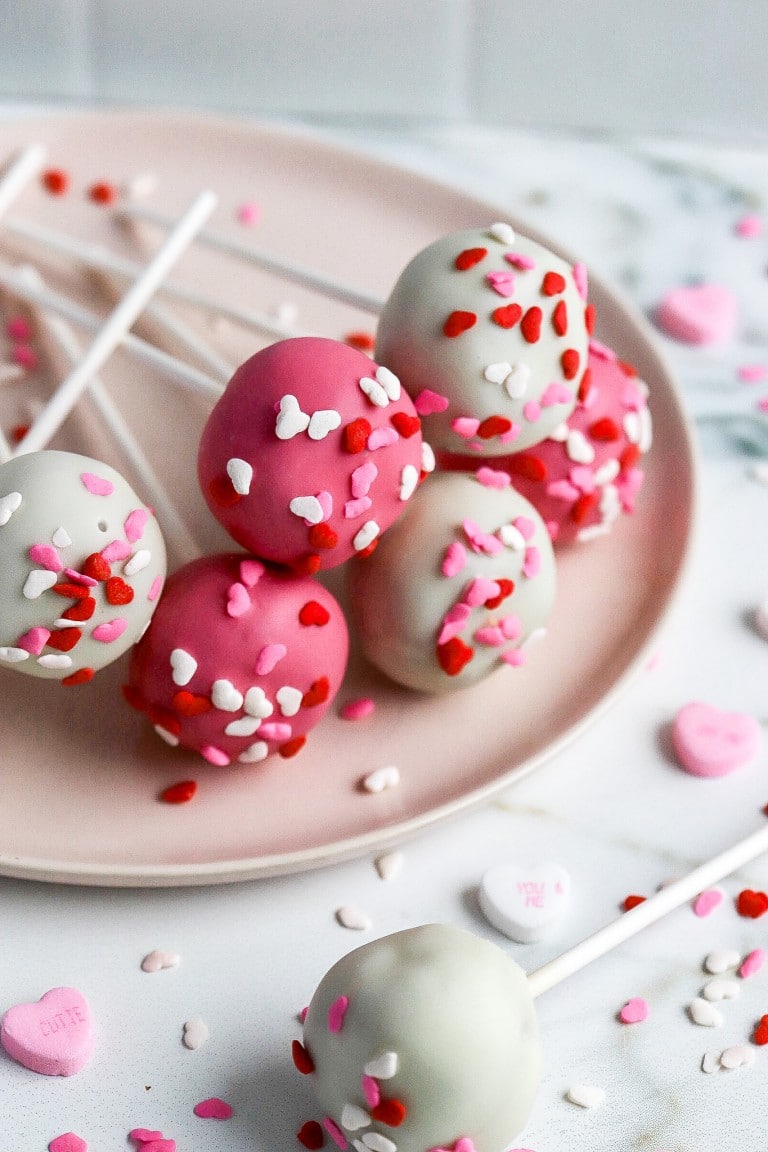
[198, 337, 428, 574]
[125, 553, 348, 766]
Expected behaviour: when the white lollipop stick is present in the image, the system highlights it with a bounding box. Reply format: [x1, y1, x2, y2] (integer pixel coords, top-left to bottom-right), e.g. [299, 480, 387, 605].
[13, 189, 217, 456]
[0, 145, 46, 217]
[5, 215, 310, 341]
[527, 822, 768, 998]
[117, 202, 385, 314]
[0, 262, 222, 400]
[20, 267, 201, 566]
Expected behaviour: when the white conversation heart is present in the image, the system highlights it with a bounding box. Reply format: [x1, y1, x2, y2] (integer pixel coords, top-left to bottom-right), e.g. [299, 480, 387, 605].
[479, 861, 571, 943]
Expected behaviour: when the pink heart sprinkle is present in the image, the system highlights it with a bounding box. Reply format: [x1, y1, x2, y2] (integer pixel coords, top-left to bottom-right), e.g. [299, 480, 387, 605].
[255, 643, 287, 675]
[414, 389, 449, 415]
[441, 541, 467, 578]
[148, 575, 163, 601]
[49, 1134, 88, 1152]
[438, 603, 472, 645]
[351, 462, 378, 498]
[92, 618, 128, 644]
[541, 382, 573, 407]
[522, 546, 541, 578]
[589, 338, 617, 361]
[327, 995, 349, 1033]
[486, 270, 516, 297]
[361, 1073, 380, 1107]
[323, 1117, 347, 1150]
[500, 614, 522, 640]
[572, 261, 588, 300]
[124, 509, 149, 543]
[344, 496, 372, 519]
[693, 887, 724, 917]
[137, 1143, 175, 1152]
[340, 698, 375, 721]
[368, 427, 399, 450]
[201, 745, 230, 767]
[735, 212, 763, 238]
[523, 400, 541, 423]
[474, 625, 505, 647]
[475, 467, 511, 490]
[237, 201, 261, 226]
[500, 423, 521, 444]
[257, 721, 291, 742]
[619, 997, 649, 1024]
[227, 582, 251, 618]
[80, 472, 114, 496]
[17, 627, 50, 655]
[316, 491, 333, 521]
[513, 516, 535, 541]
[452, 417, 480, 439]
[29, 544, 62, 571]
[101, 539, 132, 562]
[656, 283, 738, 345]
[129, 1130, 164, 1144]
[569, 466, 595, 494]
[501, 648, 525, 667]
[672, 701, 761, 777]
[547, 479, 579, 501]
[465, 577, 500, 607]
[738, 363, 768, 383]
[193, 1097, 233, 1120]
[64, 568, 98, 587]
[239, 559, 264, 587]
[504, 252, 535, 270]
[739, 949, 766, 979]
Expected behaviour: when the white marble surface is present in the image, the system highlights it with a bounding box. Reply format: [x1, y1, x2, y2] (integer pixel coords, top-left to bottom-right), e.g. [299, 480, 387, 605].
[2, 116, 768, 1152]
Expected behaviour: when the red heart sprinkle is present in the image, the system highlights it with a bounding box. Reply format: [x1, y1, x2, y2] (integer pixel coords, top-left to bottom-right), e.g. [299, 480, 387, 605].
[356, 539, 379, 559]
[507, 454, 547, 482]
[52, 582, 90, 600]
[478, 415, 512, 440]
[542, 270, 566, 295]
[737, 889, 768, 918]
[62, 597, 96, 622]
[299, 601, 330, 627]
[61, 668, 94, 687]
[552, 299, 568, 336]
[754, 1015, 768, 1045]
[89, 180, 118, 204]
[443, 310, 477, 338]
[297, 1121, 324, 1150]
[620, 443, 641, 471]
[172, 690, 212, 717]
[618, 359, 638, 377]
[208, 476, 242, 508]
[308, 523, 339, 550]
[437, 636, 474, 676]
[623, 894, 647, 912]
[371, 1098, 407, 1127]
[390, 412, 421, 438]
[160, 780, 197, 804]
[343, 418, 373, 453]
[10, 424, 29, 443]
[279, 736, 307, 758]
[42, 168, 70, 195]
[122, 684, 146, 711]
[561, 348, 581, 380]
[302, 677, 331, 708]
[571, 491, 600, 524]
[344, 330, 375, 352]
[148, 706, 181, 735]
[292, 553, 322, 576]
[484, 578, 515, 609]
[491, 303, 522, 329]
[82, 553, 111, 581]
[520, 306, 543, 343]
[292, 1039, 315, 1074]
[585, 303, 597, 334]
[577, 366, 593, 403]
[46, 627, 82, 652]
[455, 246, 487, 271]
[589, 417, 621, 442]
[106, 576, 134, 605]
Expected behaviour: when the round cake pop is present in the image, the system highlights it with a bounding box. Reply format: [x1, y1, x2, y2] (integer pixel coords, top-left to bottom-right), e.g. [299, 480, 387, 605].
[440, 343, 652, 545]
[298, 924, 541, 1152]
[198, 337, 428, 573]
[375, 224, 590, 456]
[0, 450, 166, 682]
[346, 471, 556, 693]
[125, 553, 348, 765]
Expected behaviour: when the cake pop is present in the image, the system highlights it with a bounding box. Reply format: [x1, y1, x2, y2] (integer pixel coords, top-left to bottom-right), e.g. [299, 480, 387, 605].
[0, 450, 166, 682]
[346, 471, 556, 693]
[375, 224, 589, 456]
[198, 337, 428, 573]
[125, 553, 348, 765]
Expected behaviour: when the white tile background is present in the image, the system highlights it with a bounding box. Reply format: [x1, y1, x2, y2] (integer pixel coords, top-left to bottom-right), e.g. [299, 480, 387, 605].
[0, 0, 767, 136]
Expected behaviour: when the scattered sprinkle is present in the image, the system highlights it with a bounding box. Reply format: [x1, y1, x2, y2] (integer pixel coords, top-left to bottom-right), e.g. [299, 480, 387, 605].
[159, 780, 198, 805]
[375, 851, 403, 881]
[48, 1136, 87, 1152]
[719, 1044, 756, 1070]
[141, 950, 181, 973]
[735, 213, 763, 238]
[237, 202, 261, 226]
[193, 1096, 232, 1119]
[182, 1018, 210, 1050]
[739, 949, 766, 979]
[361, 766, 400, 794]
[693, 887, 724, 917]
[297, 1120, 325, 1149]
[753, 1014, 768, 1045]
[736, 888, 768, 918]
[340, 697, 375, 721]
[566, 1084, 605, 1109]
[705, 949, 741, 975]
[619, 997, 649, 1024]
[701, 1051, 720, 1074]
[335, 906, 372, 931]
[738, 363, 768, 382]
[688, 997, 724, 1027]
[623, 894, 646, 912]
[88, 180, 118, 205]
[41, 168, 70, 195]
[702, 977, 740, 1002]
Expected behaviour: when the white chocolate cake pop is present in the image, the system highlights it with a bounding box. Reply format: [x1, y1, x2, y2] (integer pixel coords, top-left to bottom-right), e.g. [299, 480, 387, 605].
[346, 471, 556, 693]
[0, 450, 166, 682]
[375, 224, 589, 456]
[297, 924, 541, 1152]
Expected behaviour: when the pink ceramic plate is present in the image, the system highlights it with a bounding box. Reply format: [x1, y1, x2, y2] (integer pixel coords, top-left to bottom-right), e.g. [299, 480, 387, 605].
[0, 111, 696, 886]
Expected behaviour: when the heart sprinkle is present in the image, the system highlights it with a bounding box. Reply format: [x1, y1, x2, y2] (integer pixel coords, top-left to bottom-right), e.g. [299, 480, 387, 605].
[48, 1135, 88, 1152]
[739, 948, 766, 979]
[141, 950, 181, 973]
[361, 766, 400, 794]
[619, 997, 649, 1024]
[704, 949, 740, 975]
[328, 995, 349, 1033]
[672, 701, 761, 777]
[736, 888, 768, 918]
[182, 1017, 209, 1050]
[335, 906, 372, 931]
[693, 887, 724, 917]
[566, 1084, 605, 1109]
[193, 1096, 233, 1120]
[689, 997, 724, 1027]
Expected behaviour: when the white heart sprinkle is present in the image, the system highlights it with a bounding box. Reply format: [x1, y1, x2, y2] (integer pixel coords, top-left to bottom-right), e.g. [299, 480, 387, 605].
[124, 549, 151, 576]
[499, 523, 526, 551]
[51, 526, 72, 548]
[0, 647, 29, 663]
[576, 522, 611, 543]
[362, 766, 400, 794]
[336, 905, 372, 931]
[720, 1044, 756, 1070]
[421, 442, 435, 472]
[308, 409, 342, 440]
[244, 686, 273, 719]
[704, 949, 740, 975]
[170, 648, 197, 687]
[238, 741, 270, 763]
[399, 464, 418, 501]
[701, 1051, 721, 1074]
[689, 997, 724, 1027]
[141, 949, 181, 973]
[566, 1084, 605, 1110]
[638, 407, 653, 452]
[353, 1142, 368, 1152]
[226, 457, 253, 495]
[276, 394, 311, 440]
[37, 654, 71, 669]
[549, 421, 569, 443]
[623, 411, 641, 445]
[504, 363, 531, 400]
[341, 1105, 371, 1131]
[23, 569, 57, 599]
[182, 1017, 209, 1050]
[362, 1134, 395, 1152]
[594, 458, 621, 486]
[225, 716, 262, 737]
[0, 491, 21, 526]
[154, 725, 179, 746]
[376, 366, 401, 401]
[359, 375, 389, 408]
[702, 977, 740, 1003]
[375, 851, 403, 882]
[211, 679, 244, 712]
[289, 495, 324, 524]
[276, 685, 303, 717]
[488, 222, 516, 245]
[484, 362, 512, 385]
[566, 429, 595, 464]
[363, 1051, 398, 1079]
[353, 521, 380, 552]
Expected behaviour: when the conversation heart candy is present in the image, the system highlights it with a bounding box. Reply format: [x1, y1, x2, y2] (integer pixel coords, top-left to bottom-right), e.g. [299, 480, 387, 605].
[1, 987, 94, 1075]
[479, 861, 571, 943]
[671, 702, 761, 777]
[655, 283, 738, 345]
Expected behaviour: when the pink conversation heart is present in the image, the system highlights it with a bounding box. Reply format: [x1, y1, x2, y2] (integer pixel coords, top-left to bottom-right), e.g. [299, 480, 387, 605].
[655, 283, 738, 345]
[227, 582, 250, 618]
[1, 987, 94, 1076]
[193, 1097, 233, 1119]
[49, 1135, 88, 1152]
[671, 702, 761, 777]
[619, 997, 649, 1024]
